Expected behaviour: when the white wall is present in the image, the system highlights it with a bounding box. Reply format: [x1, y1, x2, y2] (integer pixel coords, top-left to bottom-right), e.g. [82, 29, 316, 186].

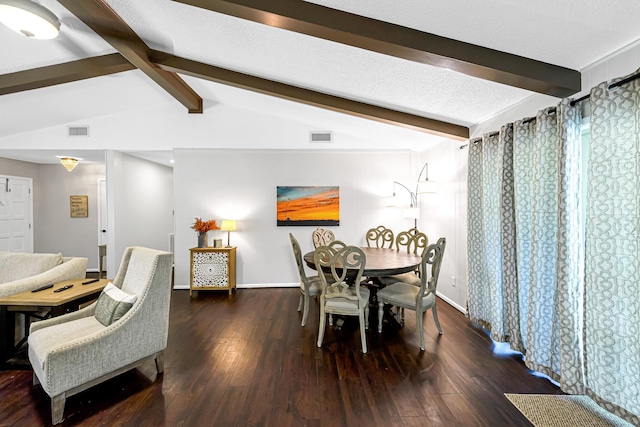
[414, 141, 468, 312]
[106, 151, 174, 276]
[36, 163, 105, 267]
[0, 157, 40, 179]
[173, 149, 424, 288]
[0, 157, 105, 268]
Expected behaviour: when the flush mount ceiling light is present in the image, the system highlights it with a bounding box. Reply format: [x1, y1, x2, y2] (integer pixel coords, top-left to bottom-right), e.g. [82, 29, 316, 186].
[0, 0, 60, 39]
[60, 157, 79, 172]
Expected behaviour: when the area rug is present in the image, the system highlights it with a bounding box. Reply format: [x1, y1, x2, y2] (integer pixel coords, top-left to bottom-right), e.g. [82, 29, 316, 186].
[505, 394, 634, 427]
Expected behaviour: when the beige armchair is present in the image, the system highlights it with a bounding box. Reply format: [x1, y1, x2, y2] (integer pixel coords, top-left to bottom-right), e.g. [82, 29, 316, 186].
[28, 246, 173, 425]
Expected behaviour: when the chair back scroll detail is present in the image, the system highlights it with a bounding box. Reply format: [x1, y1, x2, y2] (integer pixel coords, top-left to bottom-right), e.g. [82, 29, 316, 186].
[366, 225, 394, 248]
[418, 237, 446, 299]
[396, 228, 428, 256]
[312, 227, 336, 248]
[314, 243, 366, 301]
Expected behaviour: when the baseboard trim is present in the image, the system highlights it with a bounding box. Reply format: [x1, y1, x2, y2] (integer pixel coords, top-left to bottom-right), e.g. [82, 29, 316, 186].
[172, 284, 467, 314]
[437, 291, 467, 314]
[172, 283, 298, 290]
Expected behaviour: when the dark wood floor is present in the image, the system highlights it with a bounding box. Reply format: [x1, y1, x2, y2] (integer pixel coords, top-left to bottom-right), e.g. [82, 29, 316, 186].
[0, 288, 561, 426]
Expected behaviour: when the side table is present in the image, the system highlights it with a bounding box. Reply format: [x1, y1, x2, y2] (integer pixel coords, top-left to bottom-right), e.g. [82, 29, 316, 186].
[189, 247, 237, 295]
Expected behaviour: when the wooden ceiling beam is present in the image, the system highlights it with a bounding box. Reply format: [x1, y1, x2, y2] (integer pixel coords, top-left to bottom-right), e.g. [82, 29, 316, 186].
[174, 0, 581, 97]
[149, 50, 469, 140]
[0, 53, 134, 96]
[58, 0, 203, 113]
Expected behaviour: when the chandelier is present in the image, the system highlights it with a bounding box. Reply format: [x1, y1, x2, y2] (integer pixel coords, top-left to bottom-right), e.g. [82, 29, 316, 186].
[60, 157, 79, 172]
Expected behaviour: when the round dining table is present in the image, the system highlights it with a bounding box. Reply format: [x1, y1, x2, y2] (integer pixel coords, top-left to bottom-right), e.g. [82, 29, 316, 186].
[303, 247, 422, 279]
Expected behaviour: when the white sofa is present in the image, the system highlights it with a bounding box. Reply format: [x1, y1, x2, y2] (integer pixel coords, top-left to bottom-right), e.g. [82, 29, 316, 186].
[0, 252, 88, 298]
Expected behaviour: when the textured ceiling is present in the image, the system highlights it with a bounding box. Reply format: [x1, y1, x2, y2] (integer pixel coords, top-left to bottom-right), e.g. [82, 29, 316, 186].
[1, 0, 640, 165]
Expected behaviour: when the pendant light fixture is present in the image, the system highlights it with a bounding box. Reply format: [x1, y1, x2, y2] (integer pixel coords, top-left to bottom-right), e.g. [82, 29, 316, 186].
[0, 0, 60, 40]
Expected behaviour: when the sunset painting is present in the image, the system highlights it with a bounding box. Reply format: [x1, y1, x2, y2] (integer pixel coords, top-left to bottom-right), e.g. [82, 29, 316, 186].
[277, 186, 340, 226]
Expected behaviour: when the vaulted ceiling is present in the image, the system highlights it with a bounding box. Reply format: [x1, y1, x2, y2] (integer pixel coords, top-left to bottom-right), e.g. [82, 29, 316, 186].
[1, 0, 640, 163]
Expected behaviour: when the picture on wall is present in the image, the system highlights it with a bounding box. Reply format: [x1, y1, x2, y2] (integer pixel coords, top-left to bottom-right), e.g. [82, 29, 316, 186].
[277, 186, 340, 226]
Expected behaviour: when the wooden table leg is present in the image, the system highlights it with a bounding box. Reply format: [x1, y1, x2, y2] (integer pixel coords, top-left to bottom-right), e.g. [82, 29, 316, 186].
[0, 306, 16, 368]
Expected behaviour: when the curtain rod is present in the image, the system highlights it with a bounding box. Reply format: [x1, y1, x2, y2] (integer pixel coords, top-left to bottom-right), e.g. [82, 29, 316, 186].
[569, 70, 640, 106]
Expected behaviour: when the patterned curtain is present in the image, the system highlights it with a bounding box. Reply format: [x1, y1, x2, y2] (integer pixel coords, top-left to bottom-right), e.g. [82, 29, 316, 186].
[467, 131, 507, 341]
[467, 100, 585, 393]
[586, 70, 640, 424]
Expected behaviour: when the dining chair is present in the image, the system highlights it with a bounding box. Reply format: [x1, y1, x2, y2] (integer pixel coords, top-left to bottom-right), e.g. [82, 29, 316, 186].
[315, 242, 370, 353]
[289, 233, 322, 326]
[312, 227, 335, 248]
[379, 228, 428, 287]
[365, 225, 394, 248]
[377, 237, 446, 350]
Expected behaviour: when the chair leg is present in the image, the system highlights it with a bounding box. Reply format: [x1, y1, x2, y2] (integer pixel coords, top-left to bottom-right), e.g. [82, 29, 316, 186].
[155, 350, 165, 374]
[377, 301, 384, 333]
[432, 305, 443, 335]
[297, 293, 303, 312]
[317, 308, 326, 348]
[301, 294, 310, 326]
[51, 393, 66, 425]
[364, 304, 369, 329]
[417, 310, 425, 351]
[358, 311, 368, 353]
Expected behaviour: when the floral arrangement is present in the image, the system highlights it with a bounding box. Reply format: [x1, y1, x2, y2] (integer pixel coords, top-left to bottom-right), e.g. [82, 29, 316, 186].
[191, 217, 220, 233]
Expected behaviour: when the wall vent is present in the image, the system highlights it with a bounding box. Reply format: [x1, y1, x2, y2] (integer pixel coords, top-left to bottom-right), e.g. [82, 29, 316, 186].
[310, 131, 332, 143]
[68, 125, 89, 137]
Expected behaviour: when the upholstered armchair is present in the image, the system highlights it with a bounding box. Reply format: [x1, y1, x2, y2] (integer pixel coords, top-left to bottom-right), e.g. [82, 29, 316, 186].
[28, 246, 173, 425]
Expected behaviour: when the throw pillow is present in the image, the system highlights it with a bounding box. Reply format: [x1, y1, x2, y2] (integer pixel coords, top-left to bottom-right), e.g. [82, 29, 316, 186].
[94, 283, 137, 326]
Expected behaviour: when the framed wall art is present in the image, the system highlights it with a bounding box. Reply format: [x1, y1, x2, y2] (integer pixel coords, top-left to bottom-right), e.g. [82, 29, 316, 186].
[70, 195, 88, 218]
[276, 186, 339, 226]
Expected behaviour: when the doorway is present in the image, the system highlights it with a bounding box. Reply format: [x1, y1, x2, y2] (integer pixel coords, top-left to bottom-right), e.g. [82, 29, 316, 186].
[0, 175, 33, 253]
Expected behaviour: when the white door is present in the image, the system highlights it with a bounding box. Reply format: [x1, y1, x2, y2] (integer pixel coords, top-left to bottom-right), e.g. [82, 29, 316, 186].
[0, 175, 33, 253]
[98, 178, 107, 245]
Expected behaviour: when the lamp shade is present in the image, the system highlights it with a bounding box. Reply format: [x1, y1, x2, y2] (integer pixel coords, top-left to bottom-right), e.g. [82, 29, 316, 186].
[385, 194, 400, 207]
[0, 0, 60, 39]
[402, 207, 420, 219]
[417, 180, 437, 194]
[220, 220, 236, 232]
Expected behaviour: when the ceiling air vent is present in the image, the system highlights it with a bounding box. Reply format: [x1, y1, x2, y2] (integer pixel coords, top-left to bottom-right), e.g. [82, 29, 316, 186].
[310, 131, 332, 143]
[68, 125, 89, 137]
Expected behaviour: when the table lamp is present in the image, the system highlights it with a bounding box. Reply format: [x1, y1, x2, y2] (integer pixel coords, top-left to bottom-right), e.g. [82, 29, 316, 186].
[220, 220, 236, 247]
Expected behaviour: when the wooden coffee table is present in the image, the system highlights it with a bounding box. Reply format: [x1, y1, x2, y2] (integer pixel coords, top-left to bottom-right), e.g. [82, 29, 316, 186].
[0, 278, 109, 368]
